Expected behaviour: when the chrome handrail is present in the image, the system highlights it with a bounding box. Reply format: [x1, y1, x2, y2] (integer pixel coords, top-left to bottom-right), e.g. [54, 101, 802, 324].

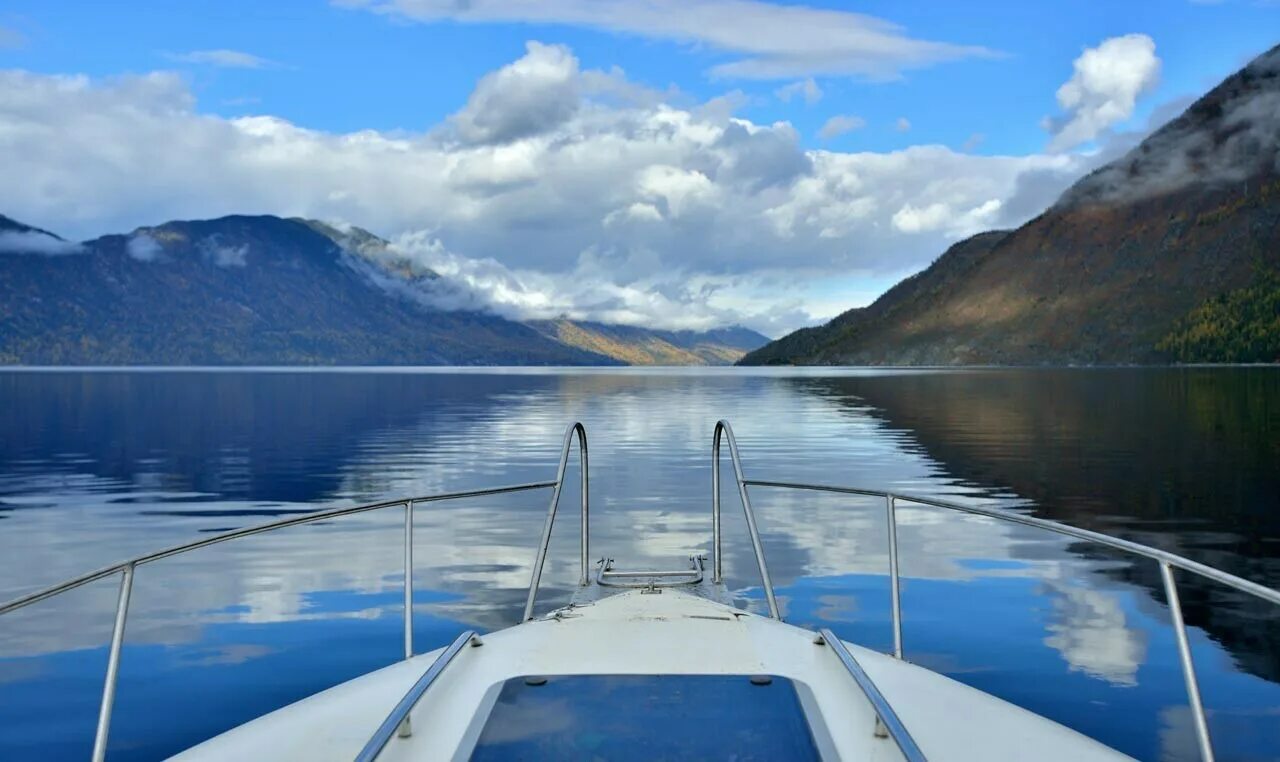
[742, 479, 1280, 607]
[722, 435, 1280, 762]
[353, 630, 477, 762]
[522, 422, 589, 621]
[712, 420, 780, 619]
[0, 424, 588, 762]
[819, 628, 926, 762]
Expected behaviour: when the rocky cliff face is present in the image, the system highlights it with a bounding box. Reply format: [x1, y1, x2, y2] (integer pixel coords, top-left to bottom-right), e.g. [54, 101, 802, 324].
[742, 44, 1280, 367]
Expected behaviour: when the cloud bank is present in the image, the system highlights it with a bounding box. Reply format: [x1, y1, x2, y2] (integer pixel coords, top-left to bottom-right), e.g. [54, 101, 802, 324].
[1, 40, 1113, 334]
[0, 230, 83, 255]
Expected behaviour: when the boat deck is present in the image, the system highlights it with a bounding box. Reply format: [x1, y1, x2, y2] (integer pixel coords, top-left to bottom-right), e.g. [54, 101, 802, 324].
[175, 589, 1129, 761]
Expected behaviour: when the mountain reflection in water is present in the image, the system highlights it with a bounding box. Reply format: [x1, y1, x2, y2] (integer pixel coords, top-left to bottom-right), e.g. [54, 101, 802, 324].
[0, 368, 1276, 761]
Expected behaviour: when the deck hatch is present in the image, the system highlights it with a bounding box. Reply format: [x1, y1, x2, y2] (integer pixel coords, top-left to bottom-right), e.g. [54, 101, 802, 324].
[467, 674, 821, 760]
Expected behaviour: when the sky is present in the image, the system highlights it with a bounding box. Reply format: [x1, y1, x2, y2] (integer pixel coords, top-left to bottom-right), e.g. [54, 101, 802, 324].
[0, 1, 1276, 336]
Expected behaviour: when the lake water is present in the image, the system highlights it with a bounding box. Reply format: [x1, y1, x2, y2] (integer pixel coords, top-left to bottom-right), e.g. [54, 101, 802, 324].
[1, 367, 1278, 761]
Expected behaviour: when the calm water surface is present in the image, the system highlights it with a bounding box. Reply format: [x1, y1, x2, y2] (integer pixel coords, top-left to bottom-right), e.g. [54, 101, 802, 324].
[1, 368, 1278, 761]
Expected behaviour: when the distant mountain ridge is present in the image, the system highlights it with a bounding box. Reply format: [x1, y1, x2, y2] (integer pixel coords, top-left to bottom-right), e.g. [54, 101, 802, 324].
[742, 43, 1280, 366]
[528, 319, 767, 365]
[0, 214, 759, 366]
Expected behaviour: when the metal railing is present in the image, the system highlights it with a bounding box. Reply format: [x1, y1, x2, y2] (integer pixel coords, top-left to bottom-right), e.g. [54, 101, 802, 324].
[712, 420, 780, 619]
[522, 422, 589, 622]
[713, 420, 1280, 762]
[7, 419, 1279, 762]
[0, 423, 589, 762]
[818, 628, 926, 762]
[353, 630, 478, 762]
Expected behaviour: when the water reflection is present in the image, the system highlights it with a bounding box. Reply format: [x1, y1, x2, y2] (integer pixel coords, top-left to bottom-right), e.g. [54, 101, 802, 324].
[787, 369, 1280, 683]
[0, 368, 1277, 761]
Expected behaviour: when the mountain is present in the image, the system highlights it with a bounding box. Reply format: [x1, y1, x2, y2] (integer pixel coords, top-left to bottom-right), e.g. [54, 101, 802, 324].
[528, 319, 769, 365]
[742, 44, 1280, 366]
[0, 214, 619, 365]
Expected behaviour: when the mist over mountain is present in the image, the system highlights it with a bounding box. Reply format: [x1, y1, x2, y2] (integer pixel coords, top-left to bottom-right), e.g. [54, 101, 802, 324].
[0, 214, 760, 366]
[742, 44, 1280, 367]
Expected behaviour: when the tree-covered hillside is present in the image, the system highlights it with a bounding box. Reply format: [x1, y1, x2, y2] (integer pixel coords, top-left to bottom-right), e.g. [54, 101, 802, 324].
[1158, 269, 1280, 363]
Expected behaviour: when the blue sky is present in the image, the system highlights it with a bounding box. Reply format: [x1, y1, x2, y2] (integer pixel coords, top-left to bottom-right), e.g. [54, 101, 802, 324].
[0, 1, 1275, 334]
[4, 0, 1273, 151]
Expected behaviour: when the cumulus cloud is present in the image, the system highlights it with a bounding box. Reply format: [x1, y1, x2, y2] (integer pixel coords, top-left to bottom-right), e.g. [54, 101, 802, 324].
[168, 49, 279, 69]
[126, 233, 163, 262]
[1045, 34, 1161, 152]
[895, 117, 911, 132]
[0, 48, 1079, 334]
[892, 198, 1002, 236]
[775, 78, 822, 104]
[817, 114, 865, 140]
[1048, 45, 1279, 210]
[450, 41, 580, 145]
[336, 0, 997, 80]
[0, 231, 83, 255]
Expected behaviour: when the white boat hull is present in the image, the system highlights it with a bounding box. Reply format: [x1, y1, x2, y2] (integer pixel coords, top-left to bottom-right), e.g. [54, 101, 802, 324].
[175, 589, 1130, 761]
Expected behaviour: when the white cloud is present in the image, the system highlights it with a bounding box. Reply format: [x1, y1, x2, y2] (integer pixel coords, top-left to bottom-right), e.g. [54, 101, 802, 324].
[892, 202, 951, 233]
[336, 0, 997, 80]
[0, 230, 83, 255]
[895, 117, 911, 132]
[1043, 582, 1147, 686]
[450, 41, 580, 145]
[168, 49, 279, 69]
[775, 78, 822, 104]
[200, 237, 249, 267]
[817, 114, 866, 140]
[0, 48, 1082, 335]
[1045, 34, 1161, 152]
[1055, 44, 1280, 208]
[374, 229, 805, 331]
[127, 233, 163, 262]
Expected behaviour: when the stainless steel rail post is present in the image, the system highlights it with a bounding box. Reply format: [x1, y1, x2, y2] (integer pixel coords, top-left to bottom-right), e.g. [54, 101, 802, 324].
[713, 421, 780, 620]
[92, 563, 134, 762]
[1161, 562, 1214, 762]
[886, 495, 903, 660]
[712, 429, 723, 584]
[404, 500, 414, 661]
[1, 483, 558, 619]
[523, 422, 588, 622]
[578, 427, 590, 588]
[354, 630, 476, 762]
[819, 628, 927, 761]
[0, 480, 564, 759]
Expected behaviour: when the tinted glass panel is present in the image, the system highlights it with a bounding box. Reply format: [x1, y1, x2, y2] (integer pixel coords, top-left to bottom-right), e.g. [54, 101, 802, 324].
[469, 674, 820, 760]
